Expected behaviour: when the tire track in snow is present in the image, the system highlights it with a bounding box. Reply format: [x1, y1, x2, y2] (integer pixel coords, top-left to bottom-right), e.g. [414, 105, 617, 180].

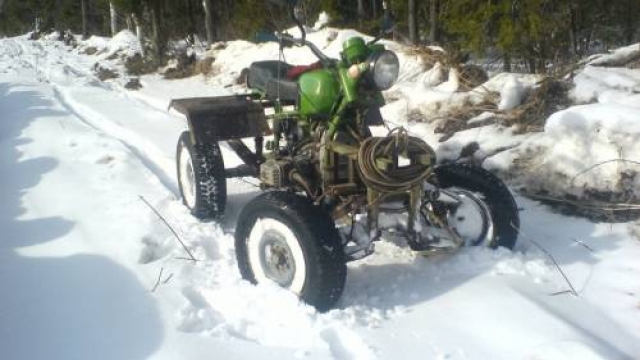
[51, 85, 180, 195]
[24, 40, 183, 196]
[6, 37, 179, 197]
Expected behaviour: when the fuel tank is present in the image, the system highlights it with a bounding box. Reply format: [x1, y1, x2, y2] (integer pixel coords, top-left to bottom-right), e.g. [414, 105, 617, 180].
[298, 69, 340, 118]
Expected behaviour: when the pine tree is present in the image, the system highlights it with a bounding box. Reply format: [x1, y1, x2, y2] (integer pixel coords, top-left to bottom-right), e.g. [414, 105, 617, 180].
[81, 0, 89, 38]
[429, 0, 439, 44]
[408, 0, 417, 44]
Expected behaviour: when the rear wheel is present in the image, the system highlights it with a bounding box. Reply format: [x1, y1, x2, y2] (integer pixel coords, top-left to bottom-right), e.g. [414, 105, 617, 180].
[235, 192, 346, 311]
[433, 163, 519, 249]
[176, 131, 227, 219]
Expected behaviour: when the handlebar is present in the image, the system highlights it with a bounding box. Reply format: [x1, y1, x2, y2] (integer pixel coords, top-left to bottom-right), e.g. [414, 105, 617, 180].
[277, 33, 332, 65]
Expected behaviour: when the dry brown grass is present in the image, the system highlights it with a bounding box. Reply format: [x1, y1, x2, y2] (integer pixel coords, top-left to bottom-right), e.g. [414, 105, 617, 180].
[428, 75, 573, 140]
[404, 46, 449, 70]
[194, 57, 215, 75]
[163, 53, 215, 79]
[125, 54, 157, 76]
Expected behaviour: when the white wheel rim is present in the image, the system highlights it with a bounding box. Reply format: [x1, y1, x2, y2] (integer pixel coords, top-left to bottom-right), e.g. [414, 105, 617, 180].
[247, 218, 307, 294]
[440, 188, 494, 246]
[179, 145, 197, 209]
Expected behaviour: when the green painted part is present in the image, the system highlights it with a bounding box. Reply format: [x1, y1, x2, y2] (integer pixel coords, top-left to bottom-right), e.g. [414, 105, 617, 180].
[298, 69, 340, 117]
[368, 43, 385, 54]
[338, 67, 358, 104]
[327, 97, 350, 140]
[342, 37, 368, 64]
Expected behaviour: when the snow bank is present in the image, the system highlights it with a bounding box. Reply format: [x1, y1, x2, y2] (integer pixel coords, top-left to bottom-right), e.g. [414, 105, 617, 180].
[489, 103, 640, 199]
[572, 65, 640, 104]
[498, 75, 526, 110]
[76, 31, 142, 61]
[479, 48, 640, 200]
[105, 30, 142, 58]
[314, 12, 330, 30]
[42, 31, 61, 41]
[417, 61, 446, 87]
[542, 104, 640, 196]
[80, 35, 110, 52]
[589, 43, 640, 66]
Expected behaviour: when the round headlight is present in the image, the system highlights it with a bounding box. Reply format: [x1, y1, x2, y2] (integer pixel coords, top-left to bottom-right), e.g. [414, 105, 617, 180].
[369, 50, 400, 90]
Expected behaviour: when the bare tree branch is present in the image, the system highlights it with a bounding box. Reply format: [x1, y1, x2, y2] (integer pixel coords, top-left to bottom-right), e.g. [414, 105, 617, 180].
[139, 195, 197, 262]
[511, 222, 578, 297]
[151, 267, 164, 292]
[570, 159, 640, 186]
[570, 237, 594, 253]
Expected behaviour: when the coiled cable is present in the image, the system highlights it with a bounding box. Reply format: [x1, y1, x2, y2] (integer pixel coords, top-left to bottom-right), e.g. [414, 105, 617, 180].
[357, 127, 435, 193]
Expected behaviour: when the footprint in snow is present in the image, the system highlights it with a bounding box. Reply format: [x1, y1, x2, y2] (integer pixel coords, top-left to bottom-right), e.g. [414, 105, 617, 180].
[138, 235, 173, 264]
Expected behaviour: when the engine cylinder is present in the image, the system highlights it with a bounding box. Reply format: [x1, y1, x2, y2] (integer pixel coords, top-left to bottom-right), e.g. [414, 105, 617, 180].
[260, 159, 293, 188]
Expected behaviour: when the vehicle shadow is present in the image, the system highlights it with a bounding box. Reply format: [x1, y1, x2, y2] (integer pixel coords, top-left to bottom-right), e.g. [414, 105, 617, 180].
[0, 82, 164, 360]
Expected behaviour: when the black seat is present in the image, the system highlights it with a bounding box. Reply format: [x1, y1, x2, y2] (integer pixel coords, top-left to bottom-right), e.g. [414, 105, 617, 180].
[248, 61, 298, 103]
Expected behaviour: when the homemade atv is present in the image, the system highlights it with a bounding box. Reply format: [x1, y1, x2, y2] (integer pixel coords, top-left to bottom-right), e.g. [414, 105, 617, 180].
[170, 0, 519, 311]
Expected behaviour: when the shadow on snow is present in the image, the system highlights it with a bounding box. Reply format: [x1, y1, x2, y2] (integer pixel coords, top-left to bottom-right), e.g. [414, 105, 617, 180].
[0, 82, 164, 360]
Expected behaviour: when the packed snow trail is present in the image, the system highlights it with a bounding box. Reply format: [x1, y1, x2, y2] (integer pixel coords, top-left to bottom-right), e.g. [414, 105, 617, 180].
[1, 35, 640, 360]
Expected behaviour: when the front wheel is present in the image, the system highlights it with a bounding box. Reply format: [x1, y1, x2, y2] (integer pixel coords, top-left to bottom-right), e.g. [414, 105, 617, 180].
[235, 192, 346, 311]
[432, 163, 519, 249]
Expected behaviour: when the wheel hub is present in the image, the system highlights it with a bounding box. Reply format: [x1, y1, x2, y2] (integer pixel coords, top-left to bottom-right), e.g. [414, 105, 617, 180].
[420, 188, 494, 249]
[259, 230, 296, 287]
[442, 189, 493, 246]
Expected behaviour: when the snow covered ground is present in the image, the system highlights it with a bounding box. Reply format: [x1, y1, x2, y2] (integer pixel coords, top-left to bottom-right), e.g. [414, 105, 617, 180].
[1, 31, 639, 360]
